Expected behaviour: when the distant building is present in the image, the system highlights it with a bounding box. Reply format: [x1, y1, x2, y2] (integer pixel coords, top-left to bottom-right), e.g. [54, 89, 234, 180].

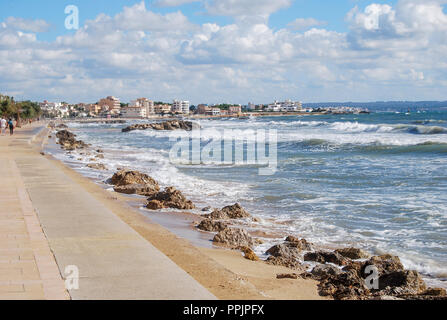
[98, 96, 121, 115]
[172, 100, 190, 114]
[267, 100, 302, 112]
[154, 104, 172, 114]
[130, 97, 154, 116]
[247, 102, 256, 110]
[197, 104, 211, 115]
[205, 108, 221, 116]
[121, 106, 147, 118]
[229, 105, 242, 115]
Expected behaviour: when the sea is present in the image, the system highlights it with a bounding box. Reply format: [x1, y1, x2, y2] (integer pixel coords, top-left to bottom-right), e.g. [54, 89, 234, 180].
[48, 109, 447, 288]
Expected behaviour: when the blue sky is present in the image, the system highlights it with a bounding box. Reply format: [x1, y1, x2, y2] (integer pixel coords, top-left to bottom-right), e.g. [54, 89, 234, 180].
[0, 0, 446, 104]
[0, 0, 399, 40]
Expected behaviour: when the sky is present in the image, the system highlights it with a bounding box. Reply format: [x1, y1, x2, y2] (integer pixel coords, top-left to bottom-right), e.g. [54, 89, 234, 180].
[0, 0, 446, 104]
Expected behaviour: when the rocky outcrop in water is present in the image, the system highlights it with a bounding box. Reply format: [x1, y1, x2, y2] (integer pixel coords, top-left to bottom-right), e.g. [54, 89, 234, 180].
[335, 247, 369, 260]
[122, 120, 200, 132]
[108, 169, 160, 196]
[205, 203, 252, 220]
[299, 251, 446, 300]
[87, 163, 107, 170]
[196, 219, 228, 232]
[56, 130, 88, 151]
[264, 237, 311, 270]
[213, 227, 254, 248]
[146, 186, 195, 210]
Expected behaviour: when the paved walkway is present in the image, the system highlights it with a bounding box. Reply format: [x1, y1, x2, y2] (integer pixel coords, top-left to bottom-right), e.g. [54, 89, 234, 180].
[0, 127, 69, 299]
[0, 124, 216, 300]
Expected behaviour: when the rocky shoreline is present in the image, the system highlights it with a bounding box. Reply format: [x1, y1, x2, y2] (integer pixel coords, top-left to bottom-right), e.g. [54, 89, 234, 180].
[51, 125, 447, 301]
[122, 120, 200, 132]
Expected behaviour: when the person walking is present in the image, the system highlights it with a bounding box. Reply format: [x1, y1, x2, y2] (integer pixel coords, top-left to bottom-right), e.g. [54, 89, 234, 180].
[8, 119, 14, 135]
[0, 118, 6, 136]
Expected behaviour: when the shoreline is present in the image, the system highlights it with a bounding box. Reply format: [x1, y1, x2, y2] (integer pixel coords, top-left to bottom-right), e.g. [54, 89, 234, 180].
[42, 123, 326, 300]
[44, 121, 447, 298]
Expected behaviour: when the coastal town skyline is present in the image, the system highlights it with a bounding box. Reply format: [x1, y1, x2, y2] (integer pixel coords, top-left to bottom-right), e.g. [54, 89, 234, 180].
[1, 0, 447, 104]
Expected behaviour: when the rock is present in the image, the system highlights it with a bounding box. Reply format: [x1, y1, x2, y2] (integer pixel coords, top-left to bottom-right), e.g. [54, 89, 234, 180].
[196, 219, 228, 232]
[335, 247, 369, 260]
[276, 273, 298, 279]
[423, 287, 447, 296]
[146, 200, 164, 210]
[56, 130, 88, 150]
[266, 256, 303, 270]
[266, 243, 301, 260]
[96, 149, 104, 153]
[87, 163, 107, 170]
[96, 154, 104, 159]
[318, 270, 370, 300]
[202, 206, 212, 212]
[109, 170, 159, 189]
[360, 254, 404, 277]
[122, 120, 200, 132]
[377, 270, 427, 295]
[304, 251, 350, 266]
[56, 124, 68, 128]
[284, 236, 312, 251]
[114, 184, 158, 196]
[213, 228, 254, 248]
[146, 187, 195, 210]
[207, 203, 252, 220]
[240, 246, 259, 261]
[311, 264, 342, 279]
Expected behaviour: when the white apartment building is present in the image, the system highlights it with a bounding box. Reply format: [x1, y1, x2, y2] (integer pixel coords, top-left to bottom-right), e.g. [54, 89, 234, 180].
[130, 97, 155, 116]
[267, 100, 302, 112]
[121, 106, 147, 118]
[172, 100, 190, 114]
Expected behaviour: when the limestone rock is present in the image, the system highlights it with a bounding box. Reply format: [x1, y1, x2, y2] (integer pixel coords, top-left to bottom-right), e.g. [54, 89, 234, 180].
[335, 247, 369, 260]
[196, 219, 228, 232]
[207, 203, 251, 220]
[146, 187, 195, 210]
[213, 228, 254, 248]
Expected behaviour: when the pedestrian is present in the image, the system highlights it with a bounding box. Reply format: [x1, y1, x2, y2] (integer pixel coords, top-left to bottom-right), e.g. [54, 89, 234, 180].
[0, 117, 6, 135]
[8, 118, 14, 135]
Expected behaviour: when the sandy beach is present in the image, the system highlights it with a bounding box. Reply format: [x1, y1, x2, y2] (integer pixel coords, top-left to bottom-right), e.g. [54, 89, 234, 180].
[0, 122, 324, 300]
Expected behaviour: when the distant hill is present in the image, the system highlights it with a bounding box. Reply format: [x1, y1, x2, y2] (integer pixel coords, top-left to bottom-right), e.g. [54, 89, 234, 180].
[303, 101, 447, 112]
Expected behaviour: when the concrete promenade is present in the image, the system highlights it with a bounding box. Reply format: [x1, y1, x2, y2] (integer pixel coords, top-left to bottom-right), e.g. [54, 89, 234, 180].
[0, 123, 216, 300]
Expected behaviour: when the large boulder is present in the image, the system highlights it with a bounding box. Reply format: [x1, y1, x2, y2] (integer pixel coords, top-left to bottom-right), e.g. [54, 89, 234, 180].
[335, 247, 369, 260]
[376, 270, 427, 296]
[207, 203, 252, 220]
[360, 254, 404, 277]
[196, 219, 228, 232]
[213, 228, 254, 248]
[146, 187, 195, 210]
[266, 243, 301, 260]
[109, 170, 160, 196]
[318, 270, 370, 300]
[56, 130, 88, 150]
[304, 251, 350, 266]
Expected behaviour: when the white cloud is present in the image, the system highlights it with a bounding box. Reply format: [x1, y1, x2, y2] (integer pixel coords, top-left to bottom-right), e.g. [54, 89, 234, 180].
[288, 18, 327, 31]
[4, 17, 50, 33]
[1, 0, 447, 103]
[154, 0, 200, 7]
[205, 0, 291, 17]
